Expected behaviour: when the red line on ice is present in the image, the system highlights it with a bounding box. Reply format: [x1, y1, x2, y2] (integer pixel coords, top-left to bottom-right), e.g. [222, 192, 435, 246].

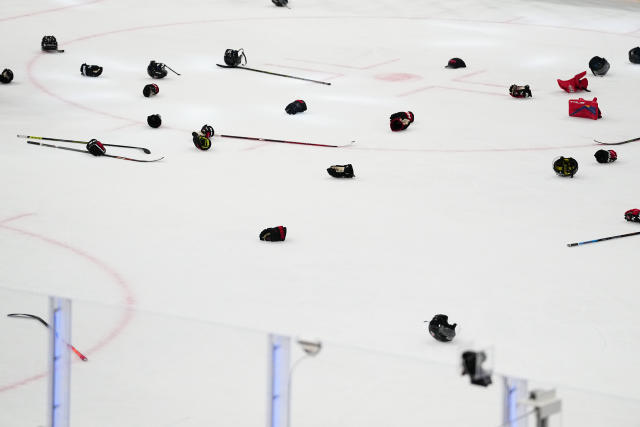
[0, 215, 136, 393]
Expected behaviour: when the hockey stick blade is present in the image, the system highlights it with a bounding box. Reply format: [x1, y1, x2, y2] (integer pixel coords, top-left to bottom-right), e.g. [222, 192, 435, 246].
[8, 313, 88, 361]
[18, 134, 151, 154]
[594, 137, 640, 146]
[216, 64, 331, 85]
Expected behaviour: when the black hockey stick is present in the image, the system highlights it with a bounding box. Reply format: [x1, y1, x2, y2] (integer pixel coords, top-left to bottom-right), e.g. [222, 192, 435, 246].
[216, 64, 331, 85]
[165, 65, 181, 76]
[17, 134, 151, 154]
[567, 231, 640, 247]
[219, 133, 354, 148]
[594, 136, 640, 146]
[27, 140, 164, 162]
[7, 313, 88, 361]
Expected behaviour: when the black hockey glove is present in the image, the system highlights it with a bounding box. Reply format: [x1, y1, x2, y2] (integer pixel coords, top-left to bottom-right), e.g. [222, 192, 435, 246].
[147, 114, 161, 128]
[80, 63, 103, 77]
[200, 125, 214, 138]
[224, 49, 247, 67]
[272, 0, 289, 6]
[260, 226, 287, 242]
[389, 111, 414, 131]
[594, 149, 617, 164]
[142, 83, 159, 97]
[192, 132, 212, 151]
[0, 68, 13, 84]
[509, 84, 532, 98]
[87, 139, 106, 156]
[147, 61, 168, 79]
[41, 36, 58, 51]
[285, 100, 307, 115]
[327, 164, 354, 178]
[625, 209, 640, 223]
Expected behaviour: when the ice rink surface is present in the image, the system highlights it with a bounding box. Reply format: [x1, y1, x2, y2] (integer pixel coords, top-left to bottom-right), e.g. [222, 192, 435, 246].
[2, 0, 640, 425]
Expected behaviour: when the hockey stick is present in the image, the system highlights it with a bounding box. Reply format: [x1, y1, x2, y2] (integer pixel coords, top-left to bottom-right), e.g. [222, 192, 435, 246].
[165, 65, 181, 76]
[17, 134, 151, 154]
[567, 231, 640, 247]
[219, 134, 354, 148]
[27, 141, 164, 162]
[216, 64, 331, 85]
[7, 313, 88, 361]
[594, 137, 640, 146]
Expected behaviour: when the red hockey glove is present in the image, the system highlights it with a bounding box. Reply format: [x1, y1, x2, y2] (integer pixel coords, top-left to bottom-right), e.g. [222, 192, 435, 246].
[625, 209, 640, 223]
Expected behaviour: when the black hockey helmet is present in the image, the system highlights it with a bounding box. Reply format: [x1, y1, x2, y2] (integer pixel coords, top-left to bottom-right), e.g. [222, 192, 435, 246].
[0, 68, 13, 84]
[588, 56, 610, 76]
[426, 314, 457, 342]
[41, 35, 58, 51]
[553, 156, 579, 177]
[147, 60, 168, 79]
[629, 47, 640, 64]
[224, 49, 247, 67]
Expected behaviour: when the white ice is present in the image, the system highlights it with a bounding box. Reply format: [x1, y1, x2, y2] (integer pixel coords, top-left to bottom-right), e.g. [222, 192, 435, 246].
[1, 0, 640, 425]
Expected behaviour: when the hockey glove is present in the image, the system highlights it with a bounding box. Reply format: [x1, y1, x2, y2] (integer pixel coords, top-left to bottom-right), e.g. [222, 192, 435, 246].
[200, 125, 214, 138]
[272, 0, 288, 6]
[557, 71, 589, 93]
[143, 83, 159, 97]
[41, 36, 58, 51]
[625, 209, 640, 223]
[147, 114, 161, 128]
[509, 84, 532, 98]
[80, 63, 103, 77]
[327, 164, 355, 178]
[223, 49, 247, 67]
[594, 149, 617, 164]
[192, 132, 212, 151]
[147, 61, 168, 79]
[389, 111, 414, 131]
[87, 139, 106, 156]
[0, 69, 13, 84]
[259, 226, 287, 242]
[285, 100, 307, 115]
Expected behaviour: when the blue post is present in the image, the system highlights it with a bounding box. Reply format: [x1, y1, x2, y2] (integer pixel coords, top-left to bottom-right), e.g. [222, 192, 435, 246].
[268, 334, 290, 427]
[49, 297, 72, 427]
